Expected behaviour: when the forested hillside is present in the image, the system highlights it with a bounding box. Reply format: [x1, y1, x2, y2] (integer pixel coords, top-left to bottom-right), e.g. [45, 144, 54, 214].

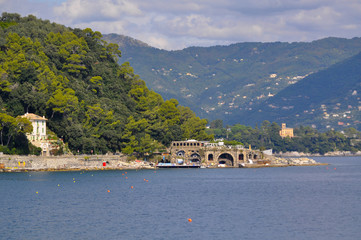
[103, 34, 361, 128]
[0, 13, 211, 155]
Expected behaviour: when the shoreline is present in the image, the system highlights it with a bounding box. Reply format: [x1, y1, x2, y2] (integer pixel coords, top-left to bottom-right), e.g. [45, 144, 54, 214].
[0, 154, 331, 173]
[277, 151, 361, 157]
[1, 164, 329, 172]
[0, 156, 329, 173]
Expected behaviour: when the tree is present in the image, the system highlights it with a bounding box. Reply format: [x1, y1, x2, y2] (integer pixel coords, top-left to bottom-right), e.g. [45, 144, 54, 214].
[46, 88, 79, 117]
[210, 119, 223, 129]
[0, 113, 32, 147]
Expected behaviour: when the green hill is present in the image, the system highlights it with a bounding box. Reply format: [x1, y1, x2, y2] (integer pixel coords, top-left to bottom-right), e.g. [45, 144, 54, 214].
[0, 13, 211, 155]
[103, 34, 361, 128]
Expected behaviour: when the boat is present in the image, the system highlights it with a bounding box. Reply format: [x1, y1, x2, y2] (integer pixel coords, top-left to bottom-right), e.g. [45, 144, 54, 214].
[156, 162, 200, 168]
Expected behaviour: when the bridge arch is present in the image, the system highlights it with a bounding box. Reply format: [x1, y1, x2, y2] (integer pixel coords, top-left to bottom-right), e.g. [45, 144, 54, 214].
[190, 153, 201, 163]
[176, 150, 185, 157]
[217, 153, 234, 166]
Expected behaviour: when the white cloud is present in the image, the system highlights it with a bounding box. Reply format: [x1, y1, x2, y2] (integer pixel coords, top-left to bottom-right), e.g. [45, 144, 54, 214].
[53, 0, 142, 24]
[1, 0, 361, 49]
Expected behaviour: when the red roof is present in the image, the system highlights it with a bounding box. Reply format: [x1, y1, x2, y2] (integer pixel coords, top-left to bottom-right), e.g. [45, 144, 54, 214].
[22, 113, 48, 121]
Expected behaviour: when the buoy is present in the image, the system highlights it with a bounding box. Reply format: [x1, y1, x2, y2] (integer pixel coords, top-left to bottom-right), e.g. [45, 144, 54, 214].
[131, 186, 134, 189]
[73, 181, 76, 183]
[334, 168, 337, 170]
[144, 179, 146, 181]
[188, 218, 192, 222]
[36, 192, 38, 194]
[146, 180, 149, 182]
[125, 172, 127, 174]
[58, 184, 60, 187]
[107, 190, 110, 193]
[125, 177, 128, 179]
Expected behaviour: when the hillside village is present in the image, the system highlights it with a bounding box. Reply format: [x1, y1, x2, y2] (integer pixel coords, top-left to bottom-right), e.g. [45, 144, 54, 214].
[109, 34, 361, 130]
[140, 62, 361, 130]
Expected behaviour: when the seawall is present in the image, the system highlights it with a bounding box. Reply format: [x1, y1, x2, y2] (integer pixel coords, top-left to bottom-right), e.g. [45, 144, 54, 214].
[0, 154, 154, 172]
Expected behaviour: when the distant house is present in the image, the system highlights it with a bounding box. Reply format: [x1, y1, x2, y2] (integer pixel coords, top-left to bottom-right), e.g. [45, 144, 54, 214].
[279, 123, 294, 138]
[21, 113, 49, 156]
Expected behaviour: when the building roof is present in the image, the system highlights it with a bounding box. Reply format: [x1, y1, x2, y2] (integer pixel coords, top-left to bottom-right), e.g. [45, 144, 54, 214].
[22, 113, 47, 121]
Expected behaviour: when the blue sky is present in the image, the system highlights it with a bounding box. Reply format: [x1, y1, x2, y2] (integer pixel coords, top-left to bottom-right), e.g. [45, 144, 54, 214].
[1, 0, 361, 50]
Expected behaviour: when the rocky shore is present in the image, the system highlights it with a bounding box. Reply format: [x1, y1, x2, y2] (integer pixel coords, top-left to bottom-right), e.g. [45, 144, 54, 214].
[238, 156, 327, 168]
[277, 151, 361, 157]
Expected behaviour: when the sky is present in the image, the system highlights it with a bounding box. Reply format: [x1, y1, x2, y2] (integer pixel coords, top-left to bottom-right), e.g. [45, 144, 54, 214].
[1, 0, 361, 50]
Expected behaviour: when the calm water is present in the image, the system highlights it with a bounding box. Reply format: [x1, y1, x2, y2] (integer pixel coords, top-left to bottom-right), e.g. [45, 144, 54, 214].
[1, 157, 361, 240]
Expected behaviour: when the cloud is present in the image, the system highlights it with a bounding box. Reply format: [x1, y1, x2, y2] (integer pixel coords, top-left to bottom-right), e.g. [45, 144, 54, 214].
[53, 0, 141, 24]
[1, 0, 361, 50]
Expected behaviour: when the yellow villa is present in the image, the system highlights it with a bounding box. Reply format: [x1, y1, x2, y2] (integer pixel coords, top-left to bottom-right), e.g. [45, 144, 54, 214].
[279, 123, 294, 138]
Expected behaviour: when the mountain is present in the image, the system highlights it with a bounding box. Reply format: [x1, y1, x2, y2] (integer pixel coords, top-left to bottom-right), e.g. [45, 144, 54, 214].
[103, 34, 361, 129]
[237, 51, 361, 130]
[0, 13, 211, 155]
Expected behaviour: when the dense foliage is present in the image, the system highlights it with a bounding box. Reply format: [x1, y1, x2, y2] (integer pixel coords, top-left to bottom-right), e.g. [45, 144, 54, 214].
[207, 120, 361, 155]
[0, 13, 212, 156]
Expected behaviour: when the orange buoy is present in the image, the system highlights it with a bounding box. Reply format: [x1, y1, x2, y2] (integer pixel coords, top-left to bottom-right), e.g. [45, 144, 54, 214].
[334, 168, 337, 170]
[188, 218, 192, 222]
[131, 186, 134, 189]
[107, 190, 110, 193]
[125, 172, 127, 174]
[144, 179, 146, 181]
[146, 180, 149, 182]
[125, 177, 128, 179]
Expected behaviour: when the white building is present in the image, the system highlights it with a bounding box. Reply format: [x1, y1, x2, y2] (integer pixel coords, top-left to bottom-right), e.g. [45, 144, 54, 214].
[21, 113, 49, 155]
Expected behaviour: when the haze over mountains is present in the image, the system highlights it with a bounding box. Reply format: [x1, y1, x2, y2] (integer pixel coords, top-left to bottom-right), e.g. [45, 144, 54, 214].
[104, 34, 361, 130]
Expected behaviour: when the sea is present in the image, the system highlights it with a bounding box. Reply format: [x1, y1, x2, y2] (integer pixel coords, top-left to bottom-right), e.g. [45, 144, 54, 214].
[1, 156, 361, 240]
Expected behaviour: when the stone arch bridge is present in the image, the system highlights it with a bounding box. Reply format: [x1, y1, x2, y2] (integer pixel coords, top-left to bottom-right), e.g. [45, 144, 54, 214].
[167, 140, 264, 167]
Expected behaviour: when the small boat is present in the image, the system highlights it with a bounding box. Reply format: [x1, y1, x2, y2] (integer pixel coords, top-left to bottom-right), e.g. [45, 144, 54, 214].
[156, 162, 200, 168]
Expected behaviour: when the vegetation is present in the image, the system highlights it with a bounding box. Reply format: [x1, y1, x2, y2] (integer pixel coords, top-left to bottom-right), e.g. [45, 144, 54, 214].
[242, 50, 361, 131]
[0, 112, 38, 154]
[104, 34, 361, 129]
[1, 13, 360, 156]
[207, 120, 361, 155]
[0, 13, 212, 156]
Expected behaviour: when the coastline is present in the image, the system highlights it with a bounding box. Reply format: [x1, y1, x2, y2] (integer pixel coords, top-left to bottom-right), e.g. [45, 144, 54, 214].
[0, 154, 155, 172]
[276, 151, 361, 157]
[0, 154, 328, 172]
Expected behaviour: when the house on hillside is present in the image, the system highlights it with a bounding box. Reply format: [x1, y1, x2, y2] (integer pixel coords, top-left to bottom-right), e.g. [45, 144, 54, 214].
[279, 123, 294, 138]
[21, 113, 50, 156]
